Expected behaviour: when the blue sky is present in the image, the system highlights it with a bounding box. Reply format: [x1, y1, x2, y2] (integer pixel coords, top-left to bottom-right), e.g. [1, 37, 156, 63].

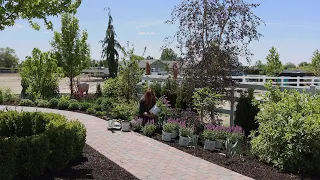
[1, 0, 320, 66]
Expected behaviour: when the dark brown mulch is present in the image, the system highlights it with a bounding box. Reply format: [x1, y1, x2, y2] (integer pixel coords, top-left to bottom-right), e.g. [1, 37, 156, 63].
[32, 144, 138, 180]
[146, 131, 320, 180]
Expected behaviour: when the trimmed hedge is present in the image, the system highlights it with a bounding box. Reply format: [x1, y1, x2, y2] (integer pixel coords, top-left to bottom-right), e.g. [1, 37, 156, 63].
[0, 111, 86, 179]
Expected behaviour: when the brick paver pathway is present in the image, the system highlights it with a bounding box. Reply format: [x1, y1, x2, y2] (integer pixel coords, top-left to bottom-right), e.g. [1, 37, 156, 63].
[0, 106, 253, 180]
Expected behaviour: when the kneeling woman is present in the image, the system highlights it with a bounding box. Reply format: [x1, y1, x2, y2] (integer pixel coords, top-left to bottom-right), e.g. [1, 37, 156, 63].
[139, 88, 157, 125]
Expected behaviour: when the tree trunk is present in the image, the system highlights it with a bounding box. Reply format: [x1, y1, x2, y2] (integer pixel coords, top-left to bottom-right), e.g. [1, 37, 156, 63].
[70, 76, 73, 96]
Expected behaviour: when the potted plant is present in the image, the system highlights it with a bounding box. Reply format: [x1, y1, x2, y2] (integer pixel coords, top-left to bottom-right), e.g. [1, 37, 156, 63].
[111, 103, 135, 132]
[178, 121, 191, 147]
[162, 123, 175, 141]
[202, 129, 216, 150]
[214, 126, 228, 149]
[131, 117, 143, 132]
[142, 120, 157, 137]
[167, 118, 180, 138]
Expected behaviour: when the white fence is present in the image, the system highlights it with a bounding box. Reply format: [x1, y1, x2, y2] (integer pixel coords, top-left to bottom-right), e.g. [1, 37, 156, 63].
[142, 75, 320, 126]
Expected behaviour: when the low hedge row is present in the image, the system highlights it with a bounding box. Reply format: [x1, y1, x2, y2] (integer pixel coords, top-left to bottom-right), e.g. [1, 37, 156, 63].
[0, 110, 86, 180]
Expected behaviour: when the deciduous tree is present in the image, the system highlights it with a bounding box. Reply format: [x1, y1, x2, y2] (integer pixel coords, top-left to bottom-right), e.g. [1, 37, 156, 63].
[0, 0, 81, 30]
[51, 13, 91, 96]
[160, 48, 177, 61]
[0, 47, 19, 68]
[20, 48, 62, 99]
[166, 0, 264, 94]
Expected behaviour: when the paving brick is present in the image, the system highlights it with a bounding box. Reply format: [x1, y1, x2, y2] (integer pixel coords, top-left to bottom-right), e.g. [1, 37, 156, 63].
[0, 106, 254, 180]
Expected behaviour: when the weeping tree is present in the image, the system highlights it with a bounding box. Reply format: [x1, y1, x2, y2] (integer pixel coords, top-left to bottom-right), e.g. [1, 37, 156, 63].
[166, 0, 264, 97]
[51, 13, 91, 96]
[100, 8, 123, 78]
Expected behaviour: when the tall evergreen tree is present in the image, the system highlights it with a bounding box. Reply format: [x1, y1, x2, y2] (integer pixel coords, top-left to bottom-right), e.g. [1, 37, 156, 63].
[100, 9, 123, 78]
[265, 46, 283, 76]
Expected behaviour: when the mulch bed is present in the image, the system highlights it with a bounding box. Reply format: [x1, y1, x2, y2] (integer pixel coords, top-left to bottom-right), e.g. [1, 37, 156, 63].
[30, 144, 138, 180]
[140, 130, 320, 180]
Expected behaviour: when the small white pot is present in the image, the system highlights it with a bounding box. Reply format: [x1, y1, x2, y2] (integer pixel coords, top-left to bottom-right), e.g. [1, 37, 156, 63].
[204, 140, 216, 151]
[179, 136, 189, 147]
[162, 131, 173, 142]
[171, 130, 178, 139]
[215, 139, 224, 149]
[121, 121, 130, 132]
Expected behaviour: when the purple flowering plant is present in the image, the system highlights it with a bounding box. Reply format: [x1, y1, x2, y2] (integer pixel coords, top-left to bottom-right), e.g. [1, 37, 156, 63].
[179, 121, 192, 137]
[131, 117, 143, 132]
[142, 119, 157, 136]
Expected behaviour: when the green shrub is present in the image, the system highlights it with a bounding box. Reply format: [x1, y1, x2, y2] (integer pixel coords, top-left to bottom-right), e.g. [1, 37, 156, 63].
[0, 137, 17, 180]
[142, 121, 157, 136]
[149, 81, 162, 98]
[103, 77, 121, 98]
[95, 97, 104, 105]
[19, 99, 34, 106]
[250, 85, 320, 175]
[94, 104, 102, 112]
[49, 98, 59, 108]
[87, 107, 96, 115]
[111, 102, 138, 120]
[0, 88, 3, 104]
[234, 89, 259, 136]
[0, 111, 87, 178]
[35, 99, 50, 108]
[3, 88, 16, 103]
[79, 102, 91, 111]
[100, 97, 114, 112]
[95, 111, 106, 117]
[57, 99, 69, 110]
[96, 84, 102, 98]
[68, 102, 80, 111]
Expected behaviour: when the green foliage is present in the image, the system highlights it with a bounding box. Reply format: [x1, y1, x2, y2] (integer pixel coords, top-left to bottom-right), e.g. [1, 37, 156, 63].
[111, 102, 138, 120]
[0, 0, 81, 31]
[19, 99, 34, 106]
[0, 88, 3, 104]
[265, 46, 283, 76]
[163, 123, 176, 133]
[103, 77, 121, 98]
[87, 107, 96, 115]
[49, 98, 59, 108]
[223, 138, 238, 159]
[142, 122, 157, 136]
[192, 87, 221, 123]
[160, 48, 177, 61]
[202, 130, 217, 141]
[0, 111, 86, 177]
[161, 78, 178, 108]
[100, 9, 124, 78]
[95, 111, 106, 117]
[3, 88, 16, 103]
[0, 137, 17, 180]
[51, 13, 90, 95]
[79, 102, 92, 111]
[20, 48, 62, 99]
[96, 84, 103, 97]
[68, 102, 80, 111]
[57, 99, 69, 110]
[149, 81, 162, 98]
[118, 45, 144, 102]
[35, 99, 50, 108]
[179, 127, 191, 137]
[311, 49, 320, 76]
[234, 89, 259, 136]
[93, 104, 103, 112]
[250, 85, 320, 174]
[0, 47, 19, 68]
[16, 134, 50, 177]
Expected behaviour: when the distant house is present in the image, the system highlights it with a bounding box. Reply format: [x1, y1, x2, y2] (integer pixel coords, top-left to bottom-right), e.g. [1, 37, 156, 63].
[278, 70, 315, 86]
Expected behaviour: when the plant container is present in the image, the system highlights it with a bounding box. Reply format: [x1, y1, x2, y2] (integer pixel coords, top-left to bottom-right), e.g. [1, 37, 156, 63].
[179, 136, 189, 147]
[171, 130, 178, 139]
[215, 139, 224, 149]
[204, 140, 216, 151]
[162, 131, 172, 141]
[121, 121, 130, 132]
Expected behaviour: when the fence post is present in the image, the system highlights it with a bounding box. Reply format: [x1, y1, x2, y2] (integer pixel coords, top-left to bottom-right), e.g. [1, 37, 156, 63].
[310, 85, 316, 95]
[297, 77, 300, 87]
[230, 87, 235, 127]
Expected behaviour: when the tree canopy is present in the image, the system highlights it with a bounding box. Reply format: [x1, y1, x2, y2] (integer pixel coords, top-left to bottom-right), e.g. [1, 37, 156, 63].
[160, 48, 177, 61]
[100, 9, 123, 78]
[51, 13, 90, 95]
[0, 47, 19, 68]
[0, 0, 81, 31]
[265, 46, 283, 76]
[311, 49, 320, 75]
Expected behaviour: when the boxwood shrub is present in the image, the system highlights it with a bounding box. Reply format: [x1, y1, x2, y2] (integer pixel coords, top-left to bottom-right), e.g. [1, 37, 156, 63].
[35, 99, 50, 108]
[19, 99, 34, 106]
[250, 85, 320, 175]
[79, 102, 92, 111]
[0, 111, 86, 179]
[68, 101, 80, 111]
[49, 98, 59, 108]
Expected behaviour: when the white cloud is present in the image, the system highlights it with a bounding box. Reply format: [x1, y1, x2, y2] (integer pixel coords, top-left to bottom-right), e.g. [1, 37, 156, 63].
[139, 31, 156, 35]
